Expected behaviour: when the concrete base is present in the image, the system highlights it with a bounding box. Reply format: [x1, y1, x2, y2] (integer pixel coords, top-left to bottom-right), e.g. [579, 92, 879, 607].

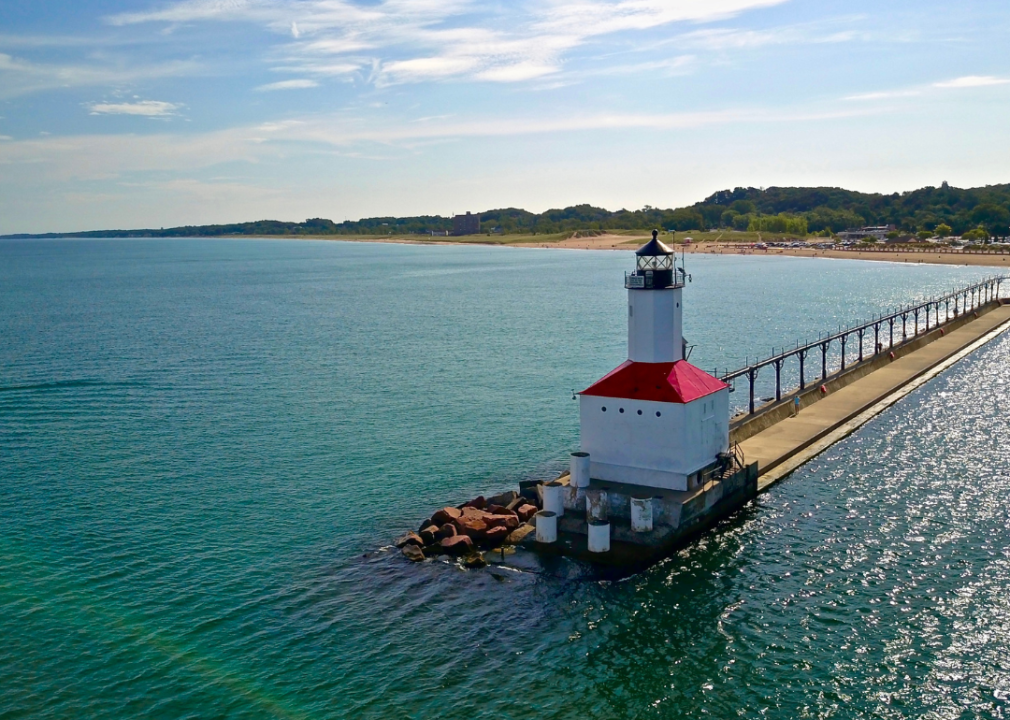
[521, 463, 759, 569]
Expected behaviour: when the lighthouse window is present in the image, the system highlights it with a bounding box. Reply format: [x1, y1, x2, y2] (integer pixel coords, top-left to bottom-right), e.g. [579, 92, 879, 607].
[619, 408, 624, 413]
[656, 411, 662, 417]
[601, 406, 607, 412]
[637, 410, 642, 415]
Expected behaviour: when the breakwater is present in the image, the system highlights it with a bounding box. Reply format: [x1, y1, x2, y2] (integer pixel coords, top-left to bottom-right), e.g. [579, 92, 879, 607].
[397, 278, 1010, 572]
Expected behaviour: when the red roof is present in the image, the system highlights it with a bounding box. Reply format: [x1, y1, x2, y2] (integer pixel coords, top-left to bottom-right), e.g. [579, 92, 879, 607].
[581, 360, 727, 404]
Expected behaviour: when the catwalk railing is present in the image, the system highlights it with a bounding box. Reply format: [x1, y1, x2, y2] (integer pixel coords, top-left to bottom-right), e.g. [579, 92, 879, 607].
[714, 276, 1007, 416]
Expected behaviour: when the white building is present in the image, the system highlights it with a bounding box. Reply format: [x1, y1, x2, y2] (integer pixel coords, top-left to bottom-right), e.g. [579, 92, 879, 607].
[577, 232, 730, 492]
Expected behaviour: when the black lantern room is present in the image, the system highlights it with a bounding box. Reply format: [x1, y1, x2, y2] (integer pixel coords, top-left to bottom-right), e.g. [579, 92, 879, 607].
[627, 230, 677, 289]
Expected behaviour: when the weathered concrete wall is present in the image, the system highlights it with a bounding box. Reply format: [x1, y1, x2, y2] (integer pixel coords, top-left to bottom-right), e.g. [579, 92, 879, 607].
[558, 462, 757, 538]
[580, 389, 729, 491]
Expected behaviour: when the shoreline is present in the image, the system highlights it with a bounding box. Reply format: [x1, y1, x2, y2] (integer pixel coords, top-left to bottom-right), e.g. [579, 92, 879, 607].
[313, 233, 1010, 269]
[15, 232, 1010, 268]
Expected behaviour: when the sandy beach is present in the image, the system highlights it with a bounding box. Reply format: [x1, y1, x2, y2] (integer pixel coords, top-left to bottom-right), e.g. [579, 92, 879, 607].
[325, 232, 1010, 269]
[681, 242, 1010, 268]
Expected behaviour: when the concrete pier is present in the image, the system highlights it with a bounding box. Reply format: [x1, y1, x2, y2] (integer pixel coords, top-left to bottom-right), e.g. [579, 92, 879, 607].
[743, 302, 1010, 492]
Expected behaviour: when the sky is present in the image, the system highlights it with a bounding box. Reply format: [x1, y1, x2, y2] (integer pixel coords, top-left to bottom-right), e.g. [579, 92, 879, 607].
[1, 0, 1009, 233]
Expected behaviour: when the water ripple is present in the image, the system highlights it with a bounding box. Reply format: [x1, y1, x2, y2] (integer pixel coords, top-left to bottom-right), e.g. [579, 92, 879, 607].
[2, 239, 1009, 719]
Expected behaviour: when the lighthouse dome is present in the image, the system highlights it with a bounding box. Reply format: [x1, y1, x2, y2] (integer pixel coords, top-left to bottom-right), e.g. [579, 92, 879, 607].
[635, 229, 674, 260]
[628, 230, 676, 288]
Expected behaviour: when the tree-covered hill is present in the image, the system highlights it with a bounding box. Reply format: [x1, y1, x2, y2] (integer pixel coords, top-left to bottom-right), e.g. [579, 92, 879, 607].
[693, 182, 1010, 236]
[5, 182, 1010, 239]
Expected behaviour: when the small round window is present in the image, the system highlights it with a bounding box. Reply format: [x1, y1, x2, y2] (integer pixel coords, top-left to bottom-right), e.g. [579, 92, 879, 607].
[619, 408, 624, 413]
[656, 411, 662, 417]
[602, 406, 607, 412]
[637, 410, 642, 415]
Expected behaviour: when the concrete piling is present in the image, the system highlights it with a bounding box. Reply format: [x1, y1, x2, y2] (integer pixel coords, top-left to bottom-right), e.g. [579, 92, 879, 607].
[570, 452, 590, 488]
[542, 481, 565, 517]
[535, 511, 558, 543]
[587, 520, 611, 553]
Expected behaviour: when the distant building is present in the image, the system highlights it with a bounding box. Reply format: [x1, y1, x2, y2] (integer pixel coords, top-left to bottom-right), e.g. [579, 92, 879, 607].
[837, 225, 896, 242]
[452, 212, 480, 236]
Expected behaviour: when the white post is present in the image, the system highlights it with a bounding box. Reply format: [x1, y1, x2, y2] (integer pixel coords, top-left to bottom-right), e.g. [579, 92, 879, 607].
[570, 452, 590, 488]
[587, 519, 610, 553]
[542, 481, 565, 517]
[535, 511, 558, 543]
[631, 497, 653, 532]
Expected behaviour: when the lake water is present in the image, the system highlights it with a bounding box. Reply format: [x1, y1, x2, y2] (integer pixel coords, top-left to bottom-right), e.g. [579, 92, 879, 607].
[2, 239, 1008, 718]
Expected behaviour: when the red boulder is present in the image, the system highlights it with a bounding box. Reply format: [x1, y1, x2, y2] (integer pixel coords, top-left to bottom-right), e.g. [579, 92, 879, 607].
[436, 523, 456, 540]
[455, 516, 488, 539]
[484, 513, 519, 531]
[463, 496, 486, 510]
[516, 504, 538, 523]
[394, 532, 424, 548]
[431, 506, 462, 526]
[440, 534, 474, 555]
[483, 525, 510, 546]
[402, 544, 425, 562]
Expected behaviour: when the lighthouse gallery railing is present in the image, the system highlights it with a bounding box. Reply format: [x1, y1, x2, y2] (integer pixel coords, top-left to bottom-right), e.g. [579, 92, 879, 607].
[713, 275, 1007, 416]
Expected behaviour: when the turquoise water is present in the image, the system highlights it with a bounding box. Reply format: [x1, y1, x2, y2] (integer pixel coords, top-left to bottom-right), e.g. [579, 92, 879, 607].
[2, 239, 1008, 718]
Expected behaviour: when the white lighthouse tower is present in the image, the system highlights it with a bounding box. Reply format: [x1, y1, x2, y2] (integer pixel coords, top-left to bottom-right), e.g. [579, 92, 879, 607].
[577, 232, 730, 492]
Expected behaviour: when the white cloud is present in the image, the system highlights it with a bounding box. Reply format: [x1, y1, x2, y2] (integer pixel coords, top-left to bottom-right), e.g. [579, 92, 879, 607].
[0, 102, 878, 184]
[475, 62, 558, 83]
[592, 55, 696, 77]
[288, 62, 361, 77]
[255, 78, 319, 90]
[933, 75, 1009, 89]
[105, 0, 790, 87]
[844, 89, 921, 102]
[86, 100, 181, 116]
[674, 25, 857, 51]
[380, 56, 482, 83]
[845, 74, 1010, 102]
[535, 0, 788, 37]
[0, 52, 200, 98]
[296, 38, 375, 54]
[107, 0, 263, 26]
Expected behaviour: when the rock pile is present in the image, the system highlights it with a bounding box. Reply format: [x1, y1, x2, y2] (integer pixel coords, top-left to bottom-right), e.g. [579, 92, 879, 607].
[393, 488, 541, 565]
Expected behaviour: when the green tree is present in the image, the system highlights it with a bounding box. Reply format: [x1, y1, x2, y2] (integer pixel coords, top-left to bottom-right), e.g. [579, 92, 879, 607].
[970, 204, 1010, 234]
[935, 223, 952, 238]
[664, 208, 705, 231]
[747, 213, 808, 235]
[917, 230, 933, 240]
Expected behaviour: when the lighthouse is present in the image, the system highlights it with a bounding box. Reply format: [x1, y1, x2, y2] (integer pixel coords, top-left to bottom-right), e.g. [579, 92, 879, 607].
[577, 231, 730, 492]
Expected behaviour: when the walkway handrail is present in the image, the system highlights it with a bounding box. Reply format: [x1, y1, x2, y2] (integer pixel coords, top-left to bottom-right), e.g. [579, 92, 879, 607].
[716, 275, 1008, 415]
